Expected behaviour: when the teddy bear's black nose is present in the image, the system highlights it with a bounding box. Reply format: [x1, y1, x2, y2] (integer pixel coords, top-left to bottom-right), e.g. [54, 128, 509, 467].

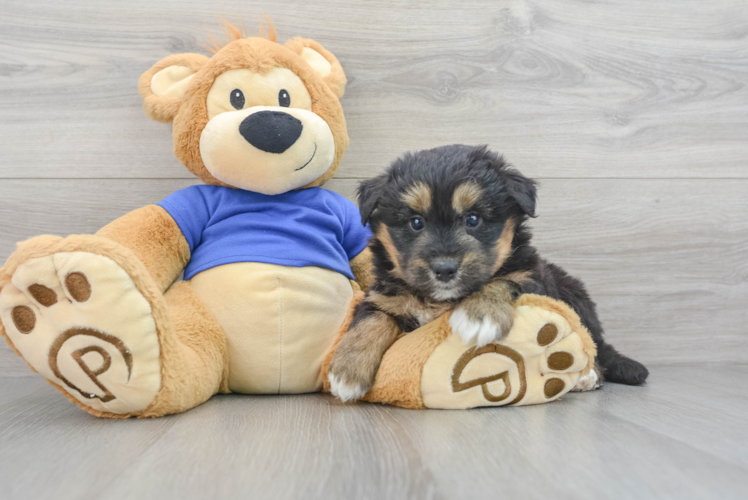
[239, 110, 303, 154]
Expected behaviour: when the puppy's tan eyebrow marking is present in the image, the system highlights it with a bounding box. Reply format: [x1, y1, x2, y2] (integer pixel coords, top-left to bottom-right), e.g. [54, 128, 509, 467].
[452, 182, 483, 214]
[491, 217, 516, 273]
[401, 182, 432, 213]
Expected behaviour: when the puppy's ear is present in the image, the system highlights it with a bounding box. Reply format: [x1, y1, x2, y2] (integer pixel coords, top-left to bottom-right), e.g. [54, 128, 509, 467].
[357, 174, 388, 225]
[503, 168, 538, 218]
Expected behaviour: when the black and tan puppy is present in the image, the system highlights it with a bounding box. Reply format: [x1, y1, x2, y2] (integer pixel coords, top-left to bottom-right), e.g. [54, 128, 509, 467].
[328, 144, 648, 401]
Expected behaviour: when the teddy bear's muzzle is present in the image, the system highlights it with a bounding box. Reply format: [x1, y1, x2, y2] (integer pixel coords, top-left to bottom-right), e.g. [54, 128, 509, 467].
[199, 105, 336, 195]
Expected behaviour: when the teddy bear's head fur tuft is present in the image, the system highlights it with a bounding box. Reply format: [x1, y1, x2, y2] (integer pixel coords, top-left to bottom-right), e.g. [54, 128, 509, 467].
[139, 20, 348, 195]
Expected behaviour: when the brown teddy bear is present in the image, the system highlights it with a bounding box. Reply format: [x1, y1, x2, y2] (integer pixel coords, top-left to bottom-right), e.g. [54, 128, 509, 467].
[0, 21, 598, 417]
[0, 21, 373, 418]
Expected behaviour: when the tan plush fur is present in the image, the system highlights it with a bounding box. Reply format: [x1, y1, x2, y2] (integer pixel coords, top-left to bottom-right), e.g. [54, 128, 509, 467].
[160, 37, 348, 188]
[0, 234, 226, 418]
[321, 293, 598, 409]
[138, 53, 210, 123]
[140, 281, 229, 417]
[284, 37, 347, 99]
[515, 294, 598, 375]
[320, 297, 450, 409]
[0, 27, 358, 418]
[362, 315, 453, 409]
[96, 205, 190, 293]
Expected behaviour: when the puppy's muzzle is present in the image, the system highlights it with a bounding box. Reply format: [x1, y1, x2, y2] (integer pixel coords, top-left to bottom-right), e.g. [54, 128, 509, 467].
[239, 110, 303, 154]
[431, 258, 459, 283]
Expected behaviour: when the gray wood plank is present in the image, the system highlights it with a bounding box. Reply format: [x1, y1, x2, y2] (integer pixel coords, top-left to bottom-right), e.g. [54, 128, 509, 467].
[571, 365, 748, 469]
[0, 379, 179, 500]
[0, 348, 26, 377]
[1, 366, 747, 500]
[0, 375, 41, 407]
[1, 177, 746, 374]
[0, 0, 746, 179]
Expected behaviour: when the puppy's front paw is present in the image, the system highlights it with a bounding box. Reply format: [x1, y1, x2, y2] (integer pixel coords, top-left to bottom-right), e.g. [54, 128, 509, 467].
[450, 301, 514, 348]
[572, 365, 604, 392]
[328, 372, 369, 402]
[327, 353, 376, 402]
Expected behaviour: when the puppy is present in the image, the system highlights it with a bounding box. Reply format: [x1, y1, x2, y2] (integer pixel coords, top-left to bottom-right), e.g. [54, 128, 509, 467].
[328, 144, 649, 401]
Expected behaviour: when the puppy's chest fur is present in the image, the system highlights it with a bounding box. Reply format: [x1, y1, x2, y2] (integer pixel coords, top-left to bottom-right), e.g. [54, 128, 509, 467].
[368, 290, 452, 333]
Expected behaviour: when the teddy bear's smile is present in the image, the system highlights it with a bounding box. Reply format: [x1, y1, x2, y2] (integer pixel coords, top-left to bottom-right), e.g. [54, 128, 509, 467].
[295, 142, 317, 171]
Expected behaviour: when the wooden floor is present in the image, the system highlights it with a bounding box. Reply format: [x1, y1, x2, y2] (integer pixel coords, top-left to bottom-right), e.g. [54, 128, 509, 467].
[1, 365, 746, 499]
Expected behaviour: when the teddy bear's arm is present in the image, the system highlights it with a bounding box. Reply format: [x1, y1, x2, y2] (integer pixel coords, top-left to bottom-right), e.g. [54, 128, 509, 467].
[349, 247, 374, 291]
[96, 205, 190, 292]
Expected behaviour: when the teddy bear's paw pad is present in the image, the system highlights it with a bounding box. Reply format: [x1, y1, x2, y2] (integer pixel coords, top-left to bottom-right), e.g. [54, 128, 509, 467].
[0, 252, 161, 414]
[449, 343, 527, 405]
[420, 305, 594, 408]
[420, 334, 529, 409]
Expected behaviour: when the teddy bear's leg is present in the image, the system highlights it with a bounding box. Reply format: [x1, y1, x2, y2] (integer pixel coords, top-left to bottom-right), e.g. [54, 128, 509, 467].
[325, 294, 599, 409]
[0, 235, 227, 418]
[139, 280, 228, 417]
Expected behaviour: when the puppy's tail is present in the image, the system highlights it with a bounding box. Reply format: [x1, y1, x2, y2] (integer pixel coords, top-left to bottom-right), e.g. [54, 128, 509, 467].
[596, 342, 649, 385]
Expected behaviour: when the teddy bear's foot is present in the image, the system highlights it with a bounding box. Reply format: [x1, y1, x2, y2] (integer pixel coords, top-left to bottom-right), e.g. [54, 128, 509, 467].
[0, 250, 162, 415]
[345, 294, 598, 409]
[418, 296, 598, 408]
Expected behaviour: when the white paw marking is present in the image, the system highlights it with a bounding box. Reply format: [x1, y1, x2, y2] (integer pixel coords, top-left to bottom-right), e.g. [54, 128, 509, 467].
[572, 368, 601, 392]
[0, 252, 161, 414]
[328, 373, 367, 402]
[450, 310, 502, 348]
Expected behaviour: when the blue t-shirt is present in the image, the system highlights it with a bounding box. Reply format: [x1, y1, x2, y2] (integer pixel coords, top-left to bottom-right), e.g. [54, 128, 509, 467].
[157, 185, 372, 280]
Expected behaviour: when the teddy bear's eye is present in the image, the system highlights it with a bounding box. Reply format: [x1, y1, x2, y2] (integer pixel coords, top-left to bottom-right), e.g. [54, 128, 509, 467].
[230, 89, 245, 110]
[278, 89, 290, 107]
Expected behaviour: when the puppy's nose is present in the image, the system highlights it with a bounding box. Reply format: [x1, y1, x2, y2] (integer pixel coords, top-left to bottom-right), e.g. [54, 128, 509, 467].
[239, 110, 303, 154]
[431, 259, 459, 283]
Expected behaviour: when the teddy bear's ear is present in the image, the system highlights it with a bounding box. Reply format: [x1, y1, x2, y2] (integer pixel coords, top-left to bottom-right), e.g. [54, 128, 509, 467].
[138, 53, 211, 123]
[285, 38, 347, 98]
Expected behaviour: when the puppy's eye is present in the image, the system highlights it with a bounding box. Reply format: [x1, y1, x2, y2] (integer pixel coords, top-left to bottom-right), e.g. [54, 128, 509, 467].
[410, 217, 425, 231]
[465, 214, 481, 228]
[278, 89, 290, 107]
[230, 89, 245, 110]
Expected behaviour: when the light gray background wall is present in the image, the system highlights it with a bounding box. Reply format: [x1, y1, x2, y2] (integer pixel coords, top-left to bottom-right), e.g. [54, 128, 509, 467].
[1, 0, 746, 374]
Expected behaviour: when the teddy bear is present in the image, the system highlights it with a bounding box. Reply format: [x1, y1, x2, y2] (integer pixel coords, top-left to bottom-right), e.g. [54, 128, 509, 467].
[0, 21, 374, 418]
[0, 21, 599, 417]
